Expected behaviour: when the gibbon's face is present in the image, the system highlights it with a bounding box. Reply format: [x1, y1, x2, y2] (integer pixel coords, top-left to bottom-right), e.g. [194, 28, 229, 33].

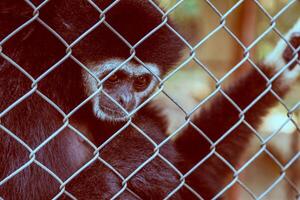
[84, 59, 160, 122]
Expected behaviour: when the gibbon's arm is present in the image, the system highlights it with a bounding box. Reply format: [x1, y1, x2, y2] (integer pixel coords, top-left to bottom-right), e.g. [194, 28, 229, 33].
[175, 20, 300, 198]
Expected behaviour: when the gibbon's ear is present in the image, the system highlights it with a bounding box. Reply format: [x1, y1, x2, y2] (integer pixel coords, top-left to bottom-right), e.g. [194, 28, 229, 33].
[283, 32, 300, 70]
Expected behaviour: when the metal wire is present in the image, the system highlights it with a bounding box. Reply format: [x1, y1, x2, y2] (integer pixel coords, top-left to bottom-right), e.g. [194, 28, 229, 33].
[0, 0, 299, 199]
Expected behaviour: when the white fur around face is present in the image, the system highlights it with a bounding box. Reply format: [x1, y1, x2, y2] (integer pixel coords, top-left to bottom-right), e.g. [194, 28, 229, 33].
[82, 59, 161, 121]
[264, 19, 300, 83]
[91, 59, 161, 78]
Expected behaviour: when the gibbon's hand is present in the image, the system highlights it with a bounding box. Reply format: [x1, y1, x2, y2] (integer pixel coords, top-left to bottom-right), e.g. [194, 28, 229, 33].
[283, 32, 300, 70]
[264, 19, 300, 83]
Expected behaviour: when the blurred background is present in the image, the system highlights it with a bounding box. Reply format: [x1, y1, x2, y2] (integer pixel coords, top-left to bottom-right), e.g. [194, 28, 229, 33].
[154, 0, 300, 199]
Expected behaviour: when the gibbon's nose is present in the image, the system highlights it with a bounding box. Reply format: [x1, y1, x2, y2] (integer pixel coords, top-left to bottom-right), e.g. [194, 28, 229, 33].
[118, 93, 136, 111]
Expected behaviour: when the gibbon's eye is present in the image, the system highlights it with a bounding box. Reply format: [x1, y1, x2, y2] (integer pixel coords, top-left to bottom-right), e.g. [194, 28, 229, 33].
[134, 75, 151, 91]
[107, 74, 119, 83]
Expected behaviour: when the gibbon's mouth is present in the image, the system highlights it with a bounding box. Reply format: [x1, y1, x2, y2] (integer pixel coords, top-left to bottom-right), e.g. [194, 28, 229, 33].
[99, 104, 129, 121]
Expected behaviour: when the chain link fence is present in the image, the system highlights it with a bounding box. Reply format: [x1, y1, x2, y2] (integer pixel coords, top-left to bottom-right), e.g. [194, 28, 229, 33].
[0, 0, 299, 199]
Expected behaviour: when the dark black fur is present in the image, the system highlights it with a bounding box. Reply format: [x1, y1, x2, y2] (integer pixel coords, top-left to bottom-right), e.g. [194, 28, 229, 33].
[0, 1, 299, 199]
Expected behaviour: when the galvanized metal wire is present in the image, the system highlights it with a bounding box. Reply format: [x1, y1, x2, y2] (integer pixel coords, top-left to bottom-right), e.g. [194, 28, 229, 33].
[0, 0, 299, 199]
